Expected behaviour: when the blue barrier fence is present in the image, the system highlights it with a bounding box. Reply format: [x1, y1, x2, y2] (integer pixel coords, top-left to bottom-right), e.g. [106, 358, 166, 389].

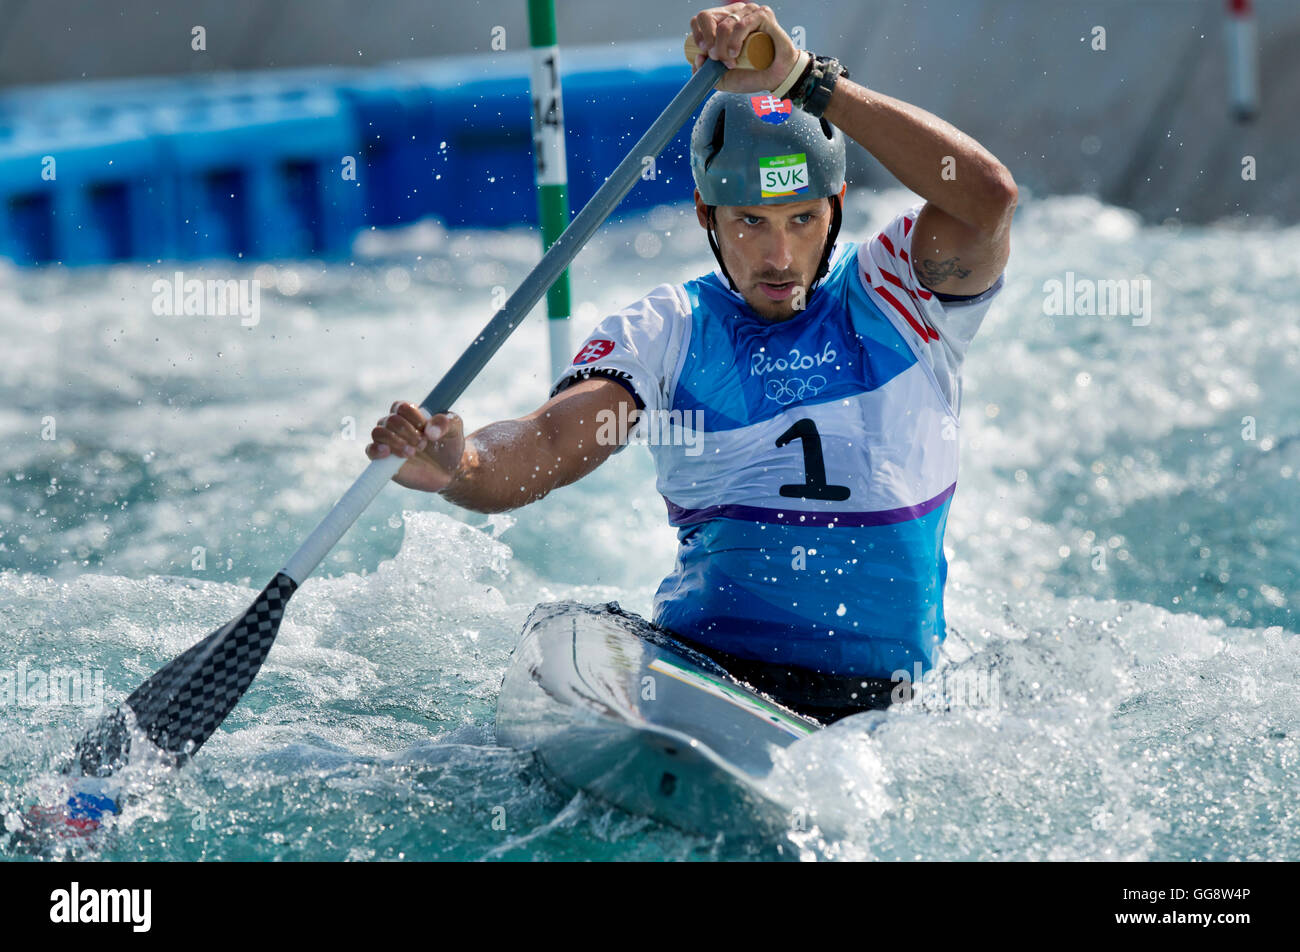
[0, 42, 696, 265]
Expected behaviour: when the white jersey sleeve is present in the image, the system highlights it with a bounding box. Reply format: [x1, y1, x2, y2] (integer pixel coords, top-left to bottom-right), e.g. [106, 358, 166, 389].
[550, 282, 691, 418]
[856, 202, 1005, 415]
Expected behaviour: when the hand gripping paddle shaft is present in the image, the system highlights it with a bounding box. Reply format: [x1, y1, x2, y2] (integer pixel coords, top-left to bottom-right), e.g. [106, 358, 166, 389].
[72, 45, 769, 777]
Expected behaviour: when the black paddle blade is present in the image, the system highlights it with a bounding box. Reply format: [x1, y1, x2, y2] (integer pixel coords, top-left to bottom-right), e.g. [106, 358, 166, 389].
[73, 573, 298, 777]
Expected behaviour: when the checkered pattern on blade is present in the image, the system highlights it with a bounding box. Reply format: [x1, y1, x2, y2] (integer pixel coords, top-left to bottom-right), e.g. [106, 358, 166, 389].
[128, 572, 298, 761]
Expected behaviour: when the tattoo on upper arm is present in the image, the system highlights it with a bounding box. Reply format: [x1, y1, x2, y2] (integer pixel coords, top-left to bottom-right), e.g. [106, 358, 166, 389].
[918, 256, 972, 287]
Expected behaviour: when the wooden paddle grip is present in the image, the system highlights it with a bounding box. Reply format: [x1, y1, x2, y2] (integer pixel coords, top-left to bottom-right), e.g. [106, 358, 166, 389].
[683, 31, 775, 71]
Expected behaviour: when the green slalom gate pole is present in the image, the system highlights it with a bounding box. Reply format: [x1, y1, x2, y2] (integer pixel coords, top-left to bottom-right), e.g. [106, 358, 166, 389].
[528, 0, 573, 383]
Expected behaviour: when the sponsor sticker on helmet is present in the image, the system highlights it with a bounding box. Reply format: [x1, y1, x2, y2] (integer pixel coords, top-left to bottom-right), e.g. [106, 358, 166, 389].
[572, 338, 615, 365]
[759, 153, 809, 197]
[750, 95, 793, 124]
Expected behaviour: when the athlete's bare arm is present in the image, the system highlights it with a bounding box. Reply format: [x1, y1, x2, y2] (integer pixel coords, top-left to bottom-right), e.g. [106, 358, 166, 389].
[366, 377, 636, 513]
[821, 83, 1016, 296]
[691, 2, 1017, 296]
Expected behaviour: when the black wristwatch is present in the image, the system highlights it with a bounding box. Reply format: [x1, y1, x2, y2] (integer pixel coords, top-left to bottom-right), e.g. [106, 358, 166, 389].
[792, 55, 848, 118]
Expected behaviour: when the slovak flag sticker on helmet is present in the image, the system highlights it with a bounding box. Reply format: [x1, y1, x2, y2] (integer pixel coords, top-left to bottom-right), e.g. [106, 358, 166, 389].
[572, 339, 615, 365]
[749, 94, 793, 124]
[759, 152, 810, 198]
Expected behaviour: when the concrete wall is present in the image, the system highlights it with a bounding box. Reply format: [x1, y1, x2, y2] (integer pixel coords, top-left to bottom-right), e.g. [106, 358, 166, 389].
[1, 0, 1294, 223]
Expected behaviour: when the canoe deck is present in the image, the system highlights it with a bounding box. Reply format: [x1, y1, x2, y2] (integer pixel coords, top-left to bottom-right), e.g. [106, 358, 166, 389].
[495, 601, 820, 835]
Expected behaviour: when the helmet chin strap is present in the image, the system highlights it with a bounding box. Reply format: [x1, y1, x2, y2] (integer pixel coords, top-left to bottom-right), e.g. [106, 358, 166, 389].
[705, 206, 739, 293]
[706, 195, 843, 297]
[817, 193, 844, 285]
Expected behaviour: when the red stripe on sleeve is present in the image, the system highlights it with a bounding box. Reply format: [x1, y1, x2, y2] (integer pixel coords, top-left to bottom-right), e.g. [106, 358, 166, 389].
[878, 268, 906, 290]
[870, 239, 939, 333]
[878, 268, 930, 300]
[873, 283, 940, 342]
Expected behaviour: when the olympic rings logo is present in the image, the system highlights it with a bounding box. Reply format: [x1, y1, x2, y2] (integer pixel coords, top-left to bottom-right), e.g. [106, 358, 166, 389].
[764, 375, 827, 404]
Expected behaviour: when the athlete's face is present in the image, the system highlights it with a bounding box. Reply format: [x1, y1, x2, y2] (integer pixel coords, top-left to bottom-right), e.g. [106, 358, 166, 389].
[695, 187, 843, 322]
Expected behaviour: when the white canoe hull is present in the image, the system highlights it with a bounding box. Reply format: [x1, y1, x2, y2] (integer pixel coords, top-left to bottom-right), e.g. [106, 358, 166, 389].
[495, 602, 820, 836]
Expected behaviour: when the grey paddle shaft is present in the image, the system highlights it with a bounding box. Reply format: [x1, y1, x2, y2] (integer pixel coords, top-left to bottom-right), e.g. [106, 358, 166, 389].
[282, 59, 726, 584]
[417, 58, 726, 415]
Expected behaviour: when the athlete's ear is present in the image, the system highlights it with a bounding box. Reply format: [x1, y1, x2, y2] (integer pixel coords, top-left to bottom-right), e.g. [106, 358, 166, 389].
[694, 189, 710, 229]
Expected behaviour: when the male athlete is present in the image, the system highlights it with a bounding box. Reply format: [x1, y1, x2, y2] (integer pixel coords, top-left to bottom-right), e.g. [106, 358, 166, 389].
[367, 3, 1017, 723]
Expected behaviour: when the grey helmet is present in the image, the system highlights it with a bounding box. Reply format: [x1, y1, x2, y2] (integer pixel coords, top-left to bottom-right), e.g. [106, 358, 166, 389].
[690, 91, 846, 290]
